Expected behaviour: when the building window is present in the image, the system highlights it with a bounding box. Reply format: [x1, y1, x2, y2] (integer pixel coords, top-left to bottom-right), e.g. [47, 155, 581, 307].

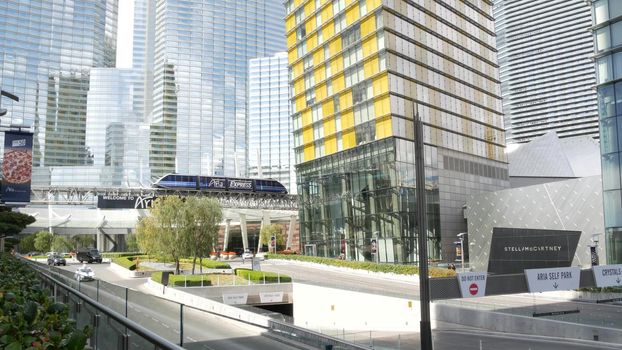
[295, 148, 304, 163]
[342, 25, 361, 48]
[355, 121, 376, 145]
[352, 81, 371, 105]
[327, 80, 333, 95]
[312, 104, 323, 122]
[318, 28, 324, 44]
[379, 52, 387, 70]
[306, 89, 316, 105]
[334, 14, 346, 33]
[315, 0, 321, 10]
[324, 44, 331, 61]
[335, 114, 342, 131]
[297, 41, 308, 57]
[292, 113, 302, 130]
[376, 10, 383, 27]
[295, 8, 304, 25]
[343, 44, 363, 68]
[315, 140, 325, 157]
[316, 13, 323, 27]
[297, 26, 307, 41]
[337, 132, 343, 151]
[359, 0, 367, 16]
[333, 0, 345, 14]
[596, 27, 611, 53]
[285, 0, 293, 14]
[345, 65, 364, 87]
[294, 130, 303, 147]
[597, 55, 613, 84]
[594, 0, 609, 25]
[304, 72, 316, 90]
[334, 95, 341, 112]
[377, 30, 385, 50]
[313, 123, 324, 139]
[304, 55, 313, 71]
[353, 100, 375, 125]
[326, 62, 332, 77]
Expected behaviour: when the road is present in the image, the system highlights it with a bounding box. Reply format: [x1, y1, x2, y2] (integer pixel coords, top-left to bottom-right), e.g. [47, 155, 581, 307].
[43, 261, 305, 350]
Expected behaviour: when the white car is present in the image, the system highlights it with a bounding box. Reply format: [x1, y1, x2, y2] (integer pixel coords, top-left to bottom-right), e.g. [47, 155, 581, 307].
[75, 266, 95, 282]
[242, 250, 253, 260]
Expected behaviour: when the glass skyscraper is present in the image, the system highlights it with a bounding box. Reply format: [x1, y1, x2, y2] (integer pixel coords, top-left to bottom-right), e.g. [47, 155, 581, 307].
[591, 0, 622, 264]
[148, 0, 286, 179]
[286, 0, 508, 262]
[248, 53, 296, 194]
[494, 0, 599, 144]
[0, 0, 118, 185]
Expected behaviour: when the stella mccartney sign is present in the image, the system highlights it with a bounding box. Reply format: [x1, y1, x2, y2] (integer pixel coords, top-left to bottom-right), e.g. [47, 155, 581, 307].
[487, 227, 580, 274]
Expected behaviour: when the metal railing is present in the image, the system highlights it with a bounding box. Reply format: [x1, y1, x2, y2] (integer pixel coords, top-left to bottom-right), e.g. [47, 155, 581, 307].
[26, 260, 184, 350]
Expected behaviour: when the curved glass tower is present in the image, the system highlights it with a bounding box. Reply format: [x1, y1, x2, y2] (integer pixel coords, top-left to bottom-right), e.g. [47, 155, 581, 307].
[591, 0, 622, 264]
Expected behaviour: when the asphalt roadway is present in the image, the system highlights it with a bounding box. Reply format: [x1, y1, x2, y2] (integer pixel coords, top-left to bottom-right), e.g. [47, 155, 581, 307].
[44, 259, 622, 350]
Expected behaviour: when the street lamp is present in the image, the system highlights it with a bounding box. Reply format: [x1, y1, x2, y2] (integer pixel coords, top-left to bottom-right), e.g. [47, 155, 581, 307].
[457, 232, 467, 272]
[591, 233, 601, 266]
[0, 90, 19, 117]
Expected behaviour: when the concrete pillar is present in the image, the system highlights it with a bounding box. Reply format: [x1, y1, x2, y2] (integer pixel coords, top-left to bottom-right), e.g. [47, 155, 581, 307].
[96, 232, 105, 251]
[286, 214, 296, 250]
[258, 210, 271, 253]
[223, 219, 232, 252]
[240, 214, 248, 251]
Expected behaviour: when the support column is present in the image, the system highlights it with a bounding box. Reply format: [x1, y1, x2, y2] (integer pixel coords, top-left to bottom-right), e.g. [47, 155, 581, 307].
[96, 232, 105, 251]
[223, 219, 231, 252]
[258, 210, 271, 253]
[240, 214, 248, 251]
[286, 214, 296, 250]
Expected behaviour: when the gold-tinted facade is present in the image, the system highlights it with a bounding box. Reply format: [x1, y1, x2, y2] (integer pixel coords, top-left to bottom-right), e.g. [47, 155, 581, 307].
[287, 0, 508, 263]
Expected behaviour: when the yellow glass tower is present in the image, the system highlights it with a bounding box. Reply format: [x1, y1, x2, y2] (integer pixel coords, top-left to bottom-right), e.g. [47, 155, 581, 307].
[286, 0, 508, 263]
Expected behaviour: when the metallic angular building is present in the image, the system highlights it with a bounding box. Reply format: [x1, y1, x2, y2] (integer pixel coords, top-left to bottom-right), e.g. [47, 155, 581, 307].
[148, 0, 286, 178]
[286, 0, 508, 262]
[0, 0, 118, 185]
[591, 0, 622, 264]
[494, 0, 599, 144]
[248, 53, 296, 194]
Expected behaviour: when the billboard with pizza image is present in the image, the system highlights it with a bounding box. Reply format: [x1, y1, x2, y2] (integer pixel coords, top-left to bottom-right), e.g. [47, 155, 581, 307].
[1, 131, 33, 203]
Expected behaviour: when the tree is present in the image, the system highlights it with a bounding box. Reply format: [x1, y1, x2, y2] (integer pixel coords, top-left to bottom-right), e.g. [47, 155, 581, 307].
[34, 231, 54, 252]
[125, 233, 139, 252]
[0, 208, 36, 238]
[181, 197, 222, 274]
[52, 235, 73, 253]
[72, 234, 94, 250]
[259, 224, 284, 252]
[136, 196, 187, 274]
[18, 234, 37, 253]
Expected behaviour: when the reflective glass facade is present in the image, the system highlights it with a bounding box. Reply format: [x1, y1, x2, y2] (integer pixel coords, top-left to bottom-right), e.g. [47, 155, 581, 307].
[591, 0, 622, 264]
[0, 0, 118, 185]
[149, 0, 286, 178]
[286, 0, 508, 263]
[494, 0, 599, 144]
[248, 53, 296, 194]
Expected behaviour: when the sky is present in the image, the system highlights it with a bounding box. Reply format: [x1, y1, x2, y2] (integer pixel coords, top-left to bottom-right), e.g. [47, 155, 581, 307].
[116, 0, 135, 69]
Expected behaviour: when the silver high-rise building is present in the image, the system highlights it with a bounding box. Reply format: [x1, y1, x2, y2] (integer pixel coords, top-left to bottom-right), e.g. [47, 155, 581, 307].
[248, 53, 296, 194]
[0, 0, 118, 185]
[148, 0, 286, 179]
[494, 0, 599, 144]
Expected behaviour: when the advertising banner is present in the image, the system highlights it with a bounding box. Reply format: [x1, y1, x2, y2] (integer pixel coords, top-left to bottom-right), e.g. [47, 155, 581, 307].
[524, 267, 580, 293]
[457, 272, 488, 298]
[592, 265, 622, 288]
[487, 227, 580, 274]
[1, 131, 33, 203]
[96, 194, 156, 209]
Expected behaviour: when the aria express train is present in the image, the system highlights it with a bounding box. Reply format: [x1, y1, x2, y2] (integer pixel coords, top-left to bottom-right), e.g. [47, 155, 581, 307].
[153, 174, 288, 194]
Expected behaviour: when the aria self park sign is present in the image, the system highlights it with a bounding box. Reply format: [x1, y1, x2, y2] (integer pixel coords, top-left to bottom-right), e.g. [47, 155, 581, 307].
[457, 272, 488, 298]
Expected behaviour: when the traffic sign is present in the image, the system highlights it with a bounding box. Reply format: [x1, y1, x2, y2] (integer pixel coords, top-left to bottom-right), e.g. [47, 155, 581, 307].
[524, 267, 580, 293]
[592, 264, 622, 287]
[457, 272, 487, 298]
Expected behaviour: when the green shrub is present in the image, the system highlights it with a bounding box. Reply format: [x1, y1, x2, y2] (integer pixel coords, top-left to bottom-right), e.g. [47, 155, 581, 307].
[265, 253, 456, 278]
[112, 257, 136, 271]
[0, 254, 91, 349]
[235, 268, 292, 283]
[101, 252, 142, 258]
[179, 258, 230, 269]
[150, 271, 211, 287]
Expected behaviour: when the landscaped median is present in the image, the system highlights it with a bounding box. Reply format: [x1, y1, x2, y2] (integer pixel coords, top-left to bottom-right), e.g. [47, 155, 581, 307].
[265, 253, 457, 278]
[110, 255, 234, 278]
[235, 268, 292, 283]
[0, 253, 90, 350]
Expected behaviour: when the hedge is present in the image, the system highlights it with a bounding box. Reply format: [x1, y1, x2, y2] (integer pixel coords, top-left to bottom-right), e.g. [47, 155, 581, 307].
[112, 257, 137, 271]
[235, 268, 292, 283]
[179, 258, 231, 269]
[265, 253, 456, 278]
[101, 252, 142, 258]
[151, 271, 212, 287]
[0, 254, 90, 349]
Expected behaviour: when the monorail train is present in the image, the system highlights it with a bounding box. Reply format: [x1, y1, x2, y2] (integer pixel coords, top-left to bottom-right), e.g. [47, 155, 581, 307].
[153, 174, 288, 194]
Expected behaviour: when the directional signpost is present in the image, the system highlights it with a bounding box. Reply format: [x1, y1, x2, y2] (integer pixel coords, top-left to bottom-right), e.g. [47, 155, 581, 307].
[592, 264, 622, 288]
[524, 267, 580, 293]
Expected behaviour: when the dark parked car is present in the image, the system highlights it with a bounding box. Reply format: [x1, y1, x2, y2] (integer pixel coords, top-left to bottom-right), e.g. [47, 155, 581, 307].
[76, 249, 102, 263]
[47, 254, 66, 266]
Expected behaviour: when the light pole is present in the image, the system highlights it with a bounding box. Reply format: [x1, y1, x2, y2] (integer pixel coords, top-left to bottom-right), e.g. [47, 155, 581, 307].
[591, 233, 601, 266]
[457, 232, 467, 272]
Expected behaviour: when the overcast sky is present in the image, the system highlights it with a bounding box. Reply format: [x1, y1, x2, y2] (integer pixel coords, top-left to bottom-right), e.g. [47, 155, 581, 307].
[116, 0, 134, 68]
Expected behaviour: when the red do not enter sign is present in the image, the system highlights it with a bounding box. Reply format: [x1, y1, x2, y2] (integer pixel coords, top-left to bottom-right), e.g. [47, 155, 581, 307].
[469, 283, 479, 296]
